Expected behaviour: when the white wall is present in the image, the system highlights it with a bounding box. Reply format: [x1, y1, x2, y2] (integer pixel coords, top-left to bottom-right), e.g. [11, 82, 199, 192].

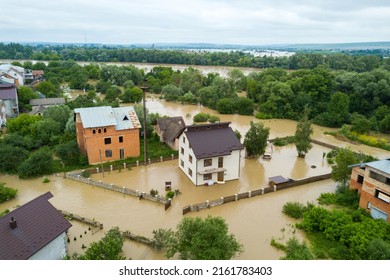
[178, 133, 197, 185]
[29, 232, 68, 260]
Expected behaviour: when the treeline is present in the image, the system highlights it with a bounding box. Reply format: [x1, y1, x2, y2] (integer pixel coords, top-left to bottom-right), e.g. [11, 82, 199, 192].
[1, 43, 390, 72]
[13, 59, 390, 133]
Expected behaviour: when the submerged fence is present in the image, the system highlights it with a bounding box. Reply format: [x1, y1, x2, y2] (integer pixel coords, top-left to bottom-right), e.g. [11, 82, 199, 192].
[59, 209, 103, 234]
[64, 171, 172, 210]
[182, 173, 331, 215]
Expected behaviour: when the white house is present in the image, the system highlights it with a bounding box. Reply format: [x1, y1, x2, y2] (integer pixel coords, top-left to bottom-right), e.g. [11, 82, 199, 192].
[178, 122, 243, 186]
[0, 192, 72, 260]
[0, 64, 25, 86]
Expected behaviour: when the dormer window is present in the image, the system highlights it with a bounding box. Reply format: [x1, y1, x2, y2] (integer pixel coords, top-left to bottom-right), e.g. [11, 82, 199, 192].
[123, 115, 129, 121]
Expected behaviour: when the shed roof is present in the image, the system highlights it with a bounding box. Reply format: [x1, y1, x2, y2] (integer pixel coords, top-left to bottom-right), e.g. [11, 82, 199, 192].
[30, 98, 65, 106]
[0, 192, 72, 260]
[157, 116, 186, 142]
[184, 122, 243, 159]
[268, 175, 289, 185]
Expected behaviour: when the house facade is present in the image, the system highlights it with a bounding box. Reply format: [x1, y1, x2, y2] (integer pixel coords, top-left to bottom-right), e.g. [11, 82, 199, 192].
[156, 116, 186, 150]
[0, 64, 24, 86]
[0, 192, 72, 260]
[178, 122, 243, 186]
[75, 106, 141, 164]
[0, 83, 19, 124]
[350, 159, 390, 222]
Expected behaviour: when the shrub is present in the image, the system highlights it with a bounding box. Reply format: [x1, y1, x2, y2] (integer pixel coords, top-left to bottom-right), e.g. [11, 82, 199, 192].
[282, 202, 313, 219]
[42, 177, 50, 183]
[193, 113, 210, 123]
[255, 112, 273, 119]
[0, 183, 18, 203]
[166, 191, 175, 199]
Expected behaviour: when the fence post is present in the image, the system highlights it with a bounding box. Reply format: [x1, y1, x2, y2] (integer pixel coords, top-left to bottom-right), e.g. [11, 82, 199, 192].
[248, 191, 252, 198]
[110, 183, 113, 190]
[96, 167, 99, 173]
[235, 194, 238, 201]
[123, 187, 126, 194]
[206, 200, 210, 208]
[123, 163, 126, 169]
[136, 160, 139, 166]
[160, 156, 163, 162]
[171, 154, 174, 160]
[220, 197, 224, 204]
[261, 188, 264, 195]
[77, 175, 80, 181]
[110, 165, 113, 171]
[273, 185, 277, 192]
[148, 158, 151, 165]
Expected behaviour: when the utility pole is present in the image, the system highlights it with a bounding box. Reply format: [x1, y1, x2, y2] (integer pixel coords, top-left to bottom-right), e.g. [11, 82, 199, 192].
[99, 149, 105, 178]
[141, 86, 148, 166]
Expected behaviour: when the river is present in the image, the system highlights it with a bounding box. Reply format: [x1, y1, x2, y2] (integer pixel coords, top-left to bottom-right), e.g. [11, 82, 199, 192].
[1, 97, 390, 260]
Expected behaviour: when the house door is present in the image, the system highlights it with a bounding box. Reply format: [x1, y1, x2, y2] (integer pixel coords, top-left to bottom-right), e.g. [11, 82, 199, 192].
[217, 171, 224, 182]
[371, 206, 388, 221]
[120, 148, 125, 160]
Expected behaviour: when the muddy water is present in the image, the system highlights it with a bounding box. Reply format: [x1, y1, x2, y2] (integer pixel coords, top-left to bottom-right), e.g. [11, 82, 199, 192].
[1, 98, 390, 260]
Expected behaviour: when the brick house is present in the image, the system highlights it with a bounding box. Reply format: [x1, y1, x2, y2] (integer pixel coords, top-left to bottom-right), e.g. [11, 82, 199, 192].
[155, 116, 186, 150]
[0, 192, 72, 260]
[74, 106, 141, 164]
[178, 122, 243, 186]
[350, 159, 390, 222]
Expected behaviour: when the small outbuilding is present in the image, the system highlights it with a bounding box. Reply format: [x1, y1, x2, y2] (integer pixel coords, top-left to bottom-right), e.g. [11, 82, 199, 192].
[268, 175, 290, 186]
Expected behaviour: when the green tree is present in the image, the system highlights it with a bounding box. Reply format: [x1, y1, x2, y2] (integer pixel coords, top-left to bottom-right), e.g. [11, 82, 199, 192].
[294, 108, 313, 157]
[7, 114, 41, 135]
[54, 140, 82, 166]
[18, 148, 54, 178]
[280, 237, 314, 260]
[331, 148, 358, 186]
[17, 86, 38, 112]
[243, 121, 270, 158]
[164, 216, 243, 260]
[35, 81, 59, 97]
[43, 105, 72, 131]
[76, 227, 125, 260]
[217, 98, 236, 114]
[0, 144, 29, 173]
[161, 84, 183, 101]
[236, 97, 254, 115]
[121, 86, 143, 103]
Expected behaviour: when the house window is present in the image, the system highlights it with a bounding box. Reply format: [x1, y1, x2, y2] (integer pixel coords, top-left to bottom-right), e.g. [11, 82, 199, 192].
[367, 202, 371, 209]
[98, 128, 102, 133]
[375, 189, 390, 203]
[104, 128, 107, 133]
[181, 147, 184, 155]
[92, 129, 96, 134]
[181, 160, 184, 168]
[203, 173, 212, 181]
[189, 155, 193, 163]
[188, 168, 192, 177]
[204, 158, 212, 167]
[357, 174, 364, 184]
[218, 157, 223, 168]
[105, 149, 112, 158]
[119, 136, 123, 143]
[104, 138, 111, 145]
[183, 137, 186, 143]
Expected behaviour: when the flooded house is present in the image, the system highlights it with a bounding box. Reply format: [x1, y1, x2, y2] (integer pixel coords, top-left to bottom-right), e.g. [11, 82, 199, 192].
[350, 159, 390, 222]
[0, 192, 72, 260]
[155, 116, 186, 150]
[74, 106, 142, 164]
[178, 122, 243, 186]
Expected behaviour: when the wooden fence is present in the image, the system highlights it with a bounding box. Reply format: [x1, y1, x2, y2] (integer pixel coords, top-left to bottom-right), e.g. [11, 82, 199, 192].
[65, 172, 172, 210]
[182, 173, 331, 215]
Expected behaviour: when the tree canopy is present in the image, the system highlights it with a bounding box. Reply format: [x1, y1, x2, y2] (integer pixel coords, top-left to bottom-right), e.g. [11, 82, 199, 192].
[243, 122, 270, 158]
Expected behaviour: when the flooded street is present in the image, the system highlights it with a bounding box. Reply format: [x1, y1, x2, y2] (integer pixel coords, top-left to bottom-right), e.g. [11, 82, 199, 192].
[2, 89, 390, 260]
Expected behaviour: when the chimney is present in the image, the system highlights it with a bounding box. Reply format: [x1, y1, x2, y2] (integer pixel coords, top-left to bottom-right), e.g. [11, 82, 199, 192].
[9, 217, 17, 230]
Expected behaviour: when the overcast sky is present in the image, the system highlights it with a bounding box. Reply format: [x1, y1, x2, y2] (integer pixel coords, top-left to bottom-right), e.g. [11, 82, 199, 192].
[1, 0, 390, 45]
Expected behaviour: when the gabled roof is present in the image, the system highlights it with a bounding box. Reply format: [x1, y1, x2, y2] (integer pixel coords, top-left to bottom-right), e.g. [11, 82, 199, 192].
[157, 116, 186, 142]
[74, 106, 141, 130]
[0, 192, 72, 260]
[184, 122, 243, 159]
[0, 83, 17, 100]
[30, 98, 66, 106]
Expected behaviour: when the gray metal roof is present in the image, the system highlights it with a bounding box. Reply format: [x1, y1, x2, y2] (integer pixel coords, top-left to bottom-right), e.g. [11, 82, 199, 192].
[0, 192, 72, 260]
[366, 159, 390, 175]
[74, 106, 141, 130]
[30, 98, 65, 106]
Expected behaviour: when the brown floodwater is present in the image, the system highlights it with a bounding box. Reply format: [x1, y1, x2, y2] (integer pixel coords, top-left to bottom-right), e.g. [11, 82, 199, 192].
[1, 64, 390, 259]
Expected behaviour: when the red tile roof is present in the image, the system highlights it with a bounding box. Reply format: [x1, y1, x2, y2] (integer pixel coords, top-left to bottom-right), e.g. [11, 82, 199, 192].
[0, 192, 72, 260]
